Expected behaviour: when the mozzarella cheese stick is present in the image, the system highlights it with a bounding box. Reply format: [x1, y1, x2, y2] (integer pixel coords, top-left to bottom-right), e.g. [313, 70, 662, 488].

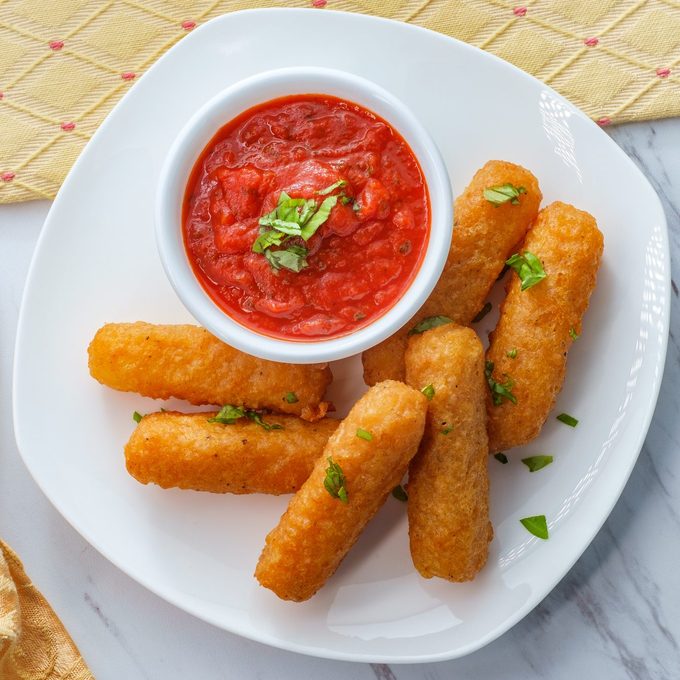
[88, 322, 332, 421]
[486, 202, 604, 452]
[255, 380, 427, 601]
[126, 411, 339, 494]
[405, 324, 492, 581]
[362, 160, 541, 386]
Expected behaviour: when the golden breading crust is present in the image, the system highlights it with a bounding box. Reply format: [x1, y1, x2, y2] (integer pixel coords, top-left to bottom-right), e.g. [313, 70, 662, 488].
[405, 324, 492, 581]
[486, 201, 604, 452]
[125, 411, 339, 495]
[362, 160, 541, 386]
[254, 380, 427, 601]
[88, 322, 332, 421]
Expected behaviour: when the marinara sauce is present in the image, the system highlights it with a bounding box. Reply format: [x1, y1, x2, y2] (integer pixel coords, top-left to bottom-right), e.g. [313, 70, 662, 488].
[183, 94, 430, 340]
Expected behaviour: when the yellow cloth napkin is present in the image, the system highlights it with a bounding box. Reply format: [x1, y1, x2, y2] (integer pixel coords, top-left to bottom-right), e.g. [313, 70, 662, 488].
[0, 541, 93, 680]
[1, 0, 679, 203]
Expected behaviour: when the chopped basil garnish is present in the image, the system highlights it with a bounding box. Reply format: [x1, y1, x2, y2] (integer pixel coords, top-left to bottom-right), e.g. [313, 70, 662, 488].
[284, 392, 299, 404]
[494, 452, 509, 464]
[484, 183, 527, 207]
[132, 411, 143, 424]
[324, 456, 348, 503]
[507, 348, 518, 359]
[440, 426, 453, 435]
[520, 515, 549, 540]
[316, 179, 346, 196]
[392, 485, 408, 502]
[408, 315, 452, 336]
[208, 404, 245, 424]
[264, 245, 308, 272]
[356, 428, 373, 441]
[300, 195, 339, 240]
[246, 411, 284, 431]
[485, 361, 517, 406]
[506, 252, 547, 291]
[421, 384, 435, 400]
[253, 228, 287, 253]
[521, 455, 553, 472]
[253, 183, 345, 272]
[569, 327, 580, 341]
[472, 302, 492, 323]
[208, 404, 282, 431]
[556, 413, 578, 427]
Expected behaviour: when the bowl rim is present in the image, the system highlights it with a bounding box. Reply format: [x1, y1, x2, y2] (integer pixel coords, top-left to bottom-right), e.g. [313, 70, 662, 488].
[155, 65, 453, 363]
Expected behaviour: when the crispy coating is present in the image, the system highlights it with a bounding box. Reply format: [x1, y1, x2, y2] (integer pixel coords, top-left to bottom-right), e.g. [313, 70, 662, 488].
[405, 324, 492, 581]
[125, 411, 339, 495]
[88, 322, 332, 420]
[486, 202, 604, 452]
[362, 160, 541, 385]
[255, 381, 427, 601]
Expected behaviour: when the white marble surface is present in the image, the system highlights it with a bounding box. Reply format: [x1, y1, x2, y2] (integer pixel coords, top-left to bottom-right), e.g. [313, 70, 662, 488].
[1, 118, 679, 679]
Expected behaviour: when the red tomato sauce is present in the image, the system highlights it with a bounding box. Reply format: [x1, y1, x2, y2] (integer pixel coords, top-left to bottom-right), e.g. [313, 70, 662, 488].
[183, 94, 430, 340]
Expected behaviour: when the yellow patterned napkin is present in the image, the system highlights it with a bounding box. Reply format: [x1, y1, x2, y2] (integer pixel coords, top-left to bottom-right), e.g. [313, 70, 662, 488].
[0, 540, 93, 680]
[1, 0, 679, 203]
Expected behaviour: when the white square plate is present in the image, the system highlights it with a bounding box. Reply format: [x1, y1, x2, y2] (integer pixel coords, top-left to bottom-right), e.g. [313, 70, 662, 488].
[13, 9, 669, 663]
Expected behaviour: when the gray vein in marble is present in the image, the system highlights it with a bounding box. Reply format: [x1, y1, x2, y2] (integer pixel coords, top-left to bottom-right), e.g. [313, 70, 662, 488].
[83, 592, 153, 680]
[371, 663, 398, 680]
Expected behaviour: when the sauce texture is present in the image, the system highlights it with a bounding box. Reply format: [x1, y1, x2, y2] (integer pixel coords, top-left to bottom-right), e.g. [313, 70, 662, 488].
[183, 94, 430, 340]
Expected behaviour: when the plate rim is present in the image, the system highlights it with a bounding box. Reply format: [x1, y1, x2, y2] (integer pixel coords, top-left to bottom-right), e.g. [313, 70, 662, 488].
[12, 8, 671, 664]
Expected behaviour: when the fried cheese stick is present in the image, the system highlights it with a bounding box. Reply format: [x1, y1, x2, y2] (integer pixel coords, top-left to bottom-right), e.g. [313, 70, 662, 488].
[486, 202, 604, 452]
[362, 160, 541, 385]
[405, 324, 492, 581]
[255, 380, 427, 601]
[125, 411, 339, 494]
[88, 322, 332, 421]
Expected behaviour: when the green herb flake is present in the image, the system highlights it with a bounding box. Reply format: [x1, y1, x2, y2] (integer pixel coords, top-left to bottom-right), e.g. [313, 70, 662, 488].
[440, 426, 453, 435]
[421, 384, 435, 401]
[258, 218, 302, 236]
[408, 315, 453, 336]
[556, 413, 579, 427]
[472, 302, 492, 323]
[316, 179, 347, 196]
[324, 456, 348, 503]
[485, 361, 517, 406]
[506, 252, 547, 291]
[520, 515, 549, 540]
[208, 404, 283, 431]
[484, 183, 527, 207]
[300, 194, 338, 240]
[246, 411, 284, 431]
[521, 455, 553, 472]
[208, 404, 246, 425]
[569, 327, 580, 341]
[132, 411, 143, 424]
[340, 195, 353, 205]
[356, 428, 373, 441]
[264, 245, 308, 272]
[507, 348, 518, 359]
[252, 229, 286, 254]
[392, 485, 408, 502]
[284, 392, 299, 404]
[494, 452, 509, 464]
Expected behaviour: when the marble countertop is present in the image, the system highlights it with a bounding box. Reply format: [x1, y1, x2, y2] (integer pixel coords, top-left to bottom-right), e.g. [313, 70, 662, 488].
[1, 119, 678, 680]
